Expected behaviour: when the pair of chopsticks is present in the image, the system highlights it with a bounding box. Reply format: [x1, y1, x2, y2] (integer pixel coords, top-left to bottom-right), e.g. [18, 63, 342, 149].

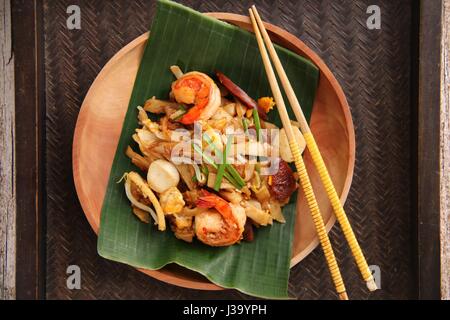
[249, 6, 377, 300]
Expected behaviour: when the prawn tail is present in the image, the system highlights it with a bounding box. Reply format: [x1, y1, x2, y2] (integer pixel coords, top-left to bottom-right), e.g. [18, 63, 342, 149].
[196, 196, 217, 209]
[180, 106, 202, 125]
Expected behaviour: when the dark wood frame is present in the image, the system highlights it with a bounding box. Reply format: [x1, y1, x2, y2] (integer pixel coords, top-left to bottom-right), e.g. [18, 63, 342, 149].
[11, 0, 443, 299]
[12, 0, 46, 300]
[416, 0, 442, 299]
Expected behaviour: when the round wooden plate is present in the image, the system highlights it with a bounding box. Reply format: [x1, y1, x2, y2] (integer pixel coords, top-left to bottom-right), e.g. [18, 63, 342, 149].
[73, 13, 355, 291]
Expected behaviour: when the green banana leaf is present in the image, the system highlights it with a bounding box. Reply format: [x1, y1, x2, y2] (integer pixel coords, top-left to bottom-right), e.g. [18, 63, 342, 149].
[97, 0, 319, 299]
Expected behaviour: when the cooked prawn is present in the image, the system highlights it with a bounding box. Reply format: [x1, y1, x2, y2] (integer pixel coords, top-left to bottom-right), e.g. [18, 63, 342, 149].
[194, 190, 246, 246]
[171, 72, 220, 124]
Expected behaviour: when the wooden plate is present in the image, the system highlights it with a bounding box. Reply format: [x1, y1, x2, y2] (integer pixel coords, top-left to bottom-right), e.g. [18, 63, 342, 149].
[72, 13, 355, 291]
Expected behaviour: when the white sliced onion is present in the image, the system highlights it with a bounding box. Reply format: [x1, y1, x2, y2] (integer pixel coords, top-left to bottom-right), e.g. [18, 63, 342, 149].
[136, 129, 158, 146]
[124, 178, 158, 225]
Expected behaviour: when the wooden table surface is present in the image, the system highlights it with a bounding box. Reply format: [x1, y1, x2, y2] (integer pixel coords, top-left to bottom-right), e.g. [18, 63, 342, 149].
[0, 0, 449, 299]
[441, 0, 450, 301]
[0, 0, 15, 300]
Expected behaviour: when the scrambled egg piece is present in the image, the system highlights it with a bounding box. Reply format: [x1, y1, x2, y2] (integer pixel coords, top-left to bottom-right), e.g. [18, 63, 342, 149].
[159, 187, 185, 214]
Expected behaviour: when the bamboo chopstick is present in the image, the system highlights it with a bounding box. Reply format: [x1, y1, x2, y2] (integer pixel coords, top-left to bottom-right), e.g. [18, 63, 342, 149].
[249, 8, 348, 301]
[250, 5, 377, 292]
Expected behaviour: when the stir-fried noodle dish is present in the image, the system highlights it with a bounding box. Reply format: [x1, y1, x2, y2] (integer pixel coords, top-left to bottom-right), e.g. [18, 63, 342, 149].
[122, 66, 306, 247]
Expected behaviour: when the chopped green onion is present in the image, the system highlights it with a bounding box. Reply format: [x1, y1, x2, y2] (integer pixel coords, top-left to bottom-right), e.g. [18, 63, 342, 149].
[203, 134, 245, 189]
[192, 163, 207, 184]
[252, 109, 263, 164]
[169, 104, 188, 120]
[170, 109, 187, 120]
[203, 133, 221, 160]
[201, 165, 209, 176]
[214, 138, 232, 191]
[201, 134, 246, 189]
[193, 142, 242, 189]
[226, 165, 245, 188]
[214, 166, 226, 191]
[253, 108, 262, 141]
[224, 172, 242, 189]
[193, 143, 217, 168]
[242, 117, 249, 134]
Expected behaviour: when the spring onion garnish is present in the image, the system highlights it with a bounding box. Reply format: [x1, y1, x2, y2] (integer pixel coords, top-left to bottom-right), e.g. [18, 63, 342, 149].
[192, 162, 206, 184]
[253, 108, 262, 141]
[224, 172, 242, 189]
[242, 117, 249, 134]
[192, 142, 242, 189]
[201, 165, 209, 177]
[252, 170, 261, 189]
[169, 105, 187, 120]
[202, 133, 221, 157]
[227, 165, 245, 188]
[203, 134, 245, 189]
[193, 143, 215, 166]
[214, 138, 232, 191]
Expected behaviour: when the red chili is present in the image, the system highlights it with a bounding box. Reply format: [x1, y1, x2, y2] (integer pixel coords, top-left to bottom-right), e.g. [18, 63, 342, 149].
[216, 71, 268, 120]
